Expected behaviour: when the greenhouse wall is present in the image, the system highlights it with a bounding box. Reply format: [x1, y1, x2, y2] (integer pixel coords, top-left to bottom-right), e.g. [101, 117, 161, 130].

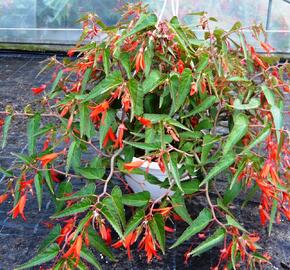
[0, 0, 289, 53]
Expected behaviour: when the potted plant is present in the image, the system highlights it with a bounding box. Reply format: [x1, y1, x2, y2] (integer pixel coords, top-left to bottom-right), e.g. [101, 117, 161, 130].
[0, 3, 289, 269]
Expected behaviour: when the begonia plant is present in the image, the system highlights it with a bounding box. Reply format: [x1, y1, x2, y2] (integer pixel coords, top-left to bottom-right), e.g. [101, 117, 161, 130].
[0, 3, 289, 269]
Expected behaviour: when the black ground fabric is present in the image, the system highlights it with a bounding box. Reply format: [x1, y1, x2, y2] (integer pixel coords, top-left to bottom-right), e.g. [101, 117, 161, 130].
[0, 53, 289, 270]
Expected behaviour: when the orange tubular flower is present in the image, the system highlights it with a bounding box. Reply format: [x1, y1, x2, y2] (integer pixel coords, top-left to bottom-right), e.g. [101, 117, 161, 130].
[37, 152, 61, 167]
[103, 127, 116, 147]
[63, 235, 83, 267]
[136, 116, 152, 127]
[177, 59, 185, 74]
[114, 123, 127, 149]
[190, 82, 198, 96]
[138, 227, 160, 263]
[124, 160, 144, 172]
[100, 223, 112, 245]
[31, 84, 46, 95]
[8, 194, 27, 221]
[112, 231, 138, 260]
[56, 218, 76, 246]
[135, 49, 145, 73]
[260, 42, 274, 55]
[90, 101, 109, 124]
[0, 193, 9, 204]
[121, 89, 131, 112]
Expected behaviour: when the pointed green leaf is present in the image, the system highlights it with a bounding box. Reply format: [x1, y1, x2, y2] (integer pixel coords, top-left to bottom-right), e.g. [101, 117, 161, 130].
[118, 52, 132, 79]
[189, 228, 225, 257]
[103, 47, 110, 76]
[196, 54, 209, 73]
[52, 198, 91, 219]
[1, 114, 12, 149]
[81, 68, 92, 94]
[149, 213, 165, 253]
[169, 156, 183, 192]
[38, 224, 61, 252]
[66, 140, 77, 173]
[233, 98, 260, 110]
[44, 169, 55, 195]
[34, 172, 43, 211]
[173, 68, 193, 113]
[55, 182, 73, 212]
[183, 96, 218, 118]
[170, 208, 212, 249]
[171, 191, 192, 224]
[77, 167, 105, 180]
[200, 152, 236, 186]
[58, 183, 96, 201]
[27, 113, 41, 155]
[0, 166, 13, 177]
[124, 208, 145, 237]
[226, 215, 246, 232]
[122, 191, 150, 207]
[84, 70, 123, 102]
[99, 109, 116, 148]
[80, 246, 102, 270]
[128, 78, 143, 118]
[223, 114, 249, 155]
[15, 244, 59, 270]
[201, 134, 216, 164]
[123, 141, 160, 151]
[88, 226, 115, 260]
[142, 70, 166, 94]
[50, 70, 63, 92]
[111, 186, 126, 228]
[268, 199, 278, 236]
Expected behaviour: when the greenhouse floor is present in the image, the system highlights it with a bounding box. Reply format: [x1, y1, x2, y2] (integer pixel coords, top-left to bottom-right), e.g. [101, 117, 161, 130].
[0, 52, 289, 270]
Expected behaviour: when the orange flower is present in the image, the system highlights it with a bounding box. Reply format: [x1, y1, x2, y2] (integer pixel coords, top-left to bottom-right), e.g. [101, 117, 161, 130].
[63, 235, 83, 267]
[0, 193, 9, 204]
[136, 116, 151, 127]
[31, 84, 46, 95]
[90, 101, 109, 124]
[37, 152, 61, 167]
[260, 42, 274, 54]
[100, 223, 112, 245]
[124, 160, 144, 172]
[135, 49, 145, 73]
[8, 194, 27, 221]
[112, 231, 138, 260]
[121, 89, 131, 112]
[103, 127, 116, 147]
[177, 59, 185, 74]
[56, 218, 75, 245]
[190, 82, 198, 96]
[157, 154, 166, 173]
[114, 123, 127, 149]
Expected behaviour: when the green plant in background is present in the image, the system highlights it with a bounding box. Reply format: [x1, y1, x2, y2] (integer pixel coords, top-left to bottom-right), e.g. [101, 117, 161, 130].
[0, 2, 289, 269]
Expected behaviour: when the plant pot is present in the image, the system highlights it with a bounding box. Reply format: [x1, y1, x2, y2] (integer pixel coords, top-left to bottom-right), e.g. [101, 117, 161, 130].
[124, 157, 173, 200]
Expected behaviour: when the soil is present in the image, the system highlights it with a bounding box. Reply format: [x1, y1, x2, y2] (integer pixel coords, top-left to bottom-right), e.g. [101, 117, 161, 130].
[0, 52, 289, 270]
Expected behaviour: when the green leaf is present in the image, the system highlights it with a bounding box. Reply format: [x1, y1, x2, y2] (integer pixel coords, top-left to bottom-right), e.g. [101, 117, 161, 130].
[128, 78, 143, 118]
[0, 166, 13, 177]
[44, 169, 55, 195]
[226, 215, 246, 232]
[123, 141, 160, 151]
[196, 54, 209, 73]
[149, 213, 165, 253]
[111, 186, 126, 228]
[233, 98, 260, 110]
[183, 96, 218, 118]
[73, 211, 93, 240]
[66, 141, 77, 173]
[79, 103, 93, 138]
[201, 134, 216, 164]
[76, 167, 104, 180]
[55, 182, 73, 212]
[58, 183, 96, 201]
[118, 52, 132, 79]
[241, 125, 271, 154]
[50, 70, 63, 92]
[200, 152, 236, 186]
[99, 109, 116, 148]
[1, 114, 12, 149]
[169, 156, 183, 192]
[124, 208, 145, 237]
[84, 70, 123, 102]
[268, 199, 278, 236]
[143, 70, 166, 94]
[101, 202, 124, 239]
[81, 68, 92, 93]
[122, 191, 150, 207]
[103, 47, 110, 76]
[189, 228, 225, 257]
[230, 21, 242, 31]
[170, 208, 212, 249]
[227, 77, 250, 82]
[38, 224, 61, 252]
[88, 226, 115, 260]
[15, 244, 59, 270]
[119, 13, 157, 43]
[34, 173, 43, 211]
[52, 198, 91, 219]
[262, 85, 283, 143]
[223, 113, 249, 155]
[171, 191, 192, 224]
[27, 113, 41, 155]
[173, 68, 193, 113]
[80, 246, 102, 270]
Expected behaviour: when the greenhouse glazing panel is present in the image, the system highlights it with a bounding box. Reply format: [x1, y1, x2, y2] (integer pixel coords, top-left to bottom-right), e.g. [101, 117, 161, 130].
[0, 0, 289, 53]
